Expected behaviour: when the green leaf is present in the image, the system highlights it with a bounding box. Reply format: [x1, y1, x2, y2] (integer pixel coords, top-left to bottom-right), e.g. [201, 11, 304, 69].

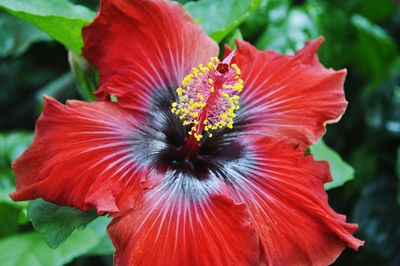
[34, 72, 78, 114]
[310, 140, 355, 190]
[224, 28, 243, 49]
[255, 1, 353, 68]
[0, 11, 50, 58]
[70, 0, 98, 11]
[0, 229, 99, 266]
[0, 203, 21, 237]
[68, 51, 98, 102]
[86, 216, 114, 256]
[28, 199, 98, 248]
[256, 5, 318, 54]
[0, 132, 33, 164]
[351, 14, 398, 85]
[0, 132, 32, 207]
[0, 0, 95, 54]
[173, 0, 190, 4]
[0, 177, 28, 208]
[185, 0, 261, 43]
[240, 0, 290, 41]
[355, 0, 396, 22]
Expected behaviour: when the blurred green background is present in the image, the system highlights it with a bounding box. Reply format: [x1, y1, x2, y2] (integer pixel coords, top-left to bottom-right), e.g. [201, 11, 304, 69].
[0, 0, 399, 265]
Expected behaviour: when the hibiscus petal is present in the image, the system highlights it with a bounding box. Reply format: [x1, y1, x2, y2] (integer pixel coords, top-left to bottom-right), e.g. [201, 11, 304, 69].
[11, 96, 151, 214]
[227, 137, 364, 266]
[108, 172, 260, 266]
[83, 0, 218, 112]
[228, 37, 347, 145]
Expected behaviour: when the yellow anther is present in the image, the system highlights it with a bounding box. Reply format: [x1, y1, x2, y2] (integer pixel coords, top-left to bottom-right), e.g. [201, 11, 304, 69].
[172, 53, 242, 141]
[194, 133, 203, 141]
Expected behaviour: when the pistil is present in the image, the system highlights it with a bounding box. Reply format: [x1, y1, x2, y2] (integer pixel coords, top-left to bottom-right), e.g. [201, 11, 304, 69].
[172, 51, 243, 158]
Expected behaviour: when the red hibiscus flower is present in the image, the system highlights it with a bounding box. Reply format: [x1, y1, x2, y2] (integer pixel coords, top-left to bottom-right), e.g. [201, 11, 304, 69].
[11, 0, 364, 265]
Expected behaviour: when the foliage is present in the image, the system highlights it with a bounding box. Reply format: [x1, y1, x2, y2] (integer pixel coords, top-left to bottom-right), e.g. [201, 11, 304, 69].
[310, 140, 355, 190]
[0, 0, 94, 54]
[28, 199, 98, 248]
[0, 132, 32, 206]
[0, 0, 399, 265]
[185, 0, 261, 43]
[68, 51, 97, 101]
[0, 230, 99, 266]
[0, 11, 50, 58]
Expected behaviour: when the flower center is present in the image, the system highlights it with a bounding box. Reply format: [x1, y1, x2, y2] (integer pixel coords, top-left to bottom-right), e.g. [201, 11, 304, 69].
[171, 51, 243, 142]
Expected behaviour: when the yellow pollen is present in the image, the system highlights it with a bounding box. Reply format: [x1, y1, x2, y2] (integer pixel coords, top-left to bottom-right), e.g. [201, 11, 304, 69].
[171, 52, 243, 141]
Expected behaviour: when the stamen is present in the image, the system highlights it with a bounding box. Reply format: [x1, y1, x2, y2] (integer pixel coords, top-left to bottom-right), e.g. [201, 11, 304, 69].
[171, 51, 243, 141]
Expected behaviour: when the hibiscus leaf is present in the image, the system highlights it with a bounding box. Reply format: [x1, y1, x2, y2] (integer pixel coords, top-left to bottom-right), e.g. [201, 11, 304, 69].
[0, 132, 32, 207]
[0, 0, 95, 54]
[355, 0, 396, 23]
[241, 0, 290, 41]
[310, 140, 355, 190]
[0, 132, 33, 166]
[34, 73, 78, 114]
[185, 0, 261, 43]
[28, 199, 98, 248]
[256, 5, 318, 54]
[224, 28, 243, 49]
[0, 11, 50, 58]
[0, 230, 99, 266]
[255, 2, 353, 69]
[351, 14, 397, 86]
[0, 203, 21, 237]
[86, 216, 115, 256]
[68, 51, 98, 102]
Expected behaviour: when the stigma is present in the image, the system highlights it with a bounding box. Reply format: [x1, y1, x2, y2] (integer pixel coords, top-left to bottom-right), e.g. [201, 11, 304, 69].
[171, 51, 243, 141]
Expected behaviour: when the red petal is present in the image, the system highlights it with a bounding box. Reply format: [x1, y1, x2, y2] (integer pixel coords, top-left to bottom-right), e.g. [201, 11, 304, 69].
[229, 37, 347, 145]
[231, 137, 364, 265]
[83, 0, 218, 111]
[11, 96, 150, 214]
[108, 179, 260, 266]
